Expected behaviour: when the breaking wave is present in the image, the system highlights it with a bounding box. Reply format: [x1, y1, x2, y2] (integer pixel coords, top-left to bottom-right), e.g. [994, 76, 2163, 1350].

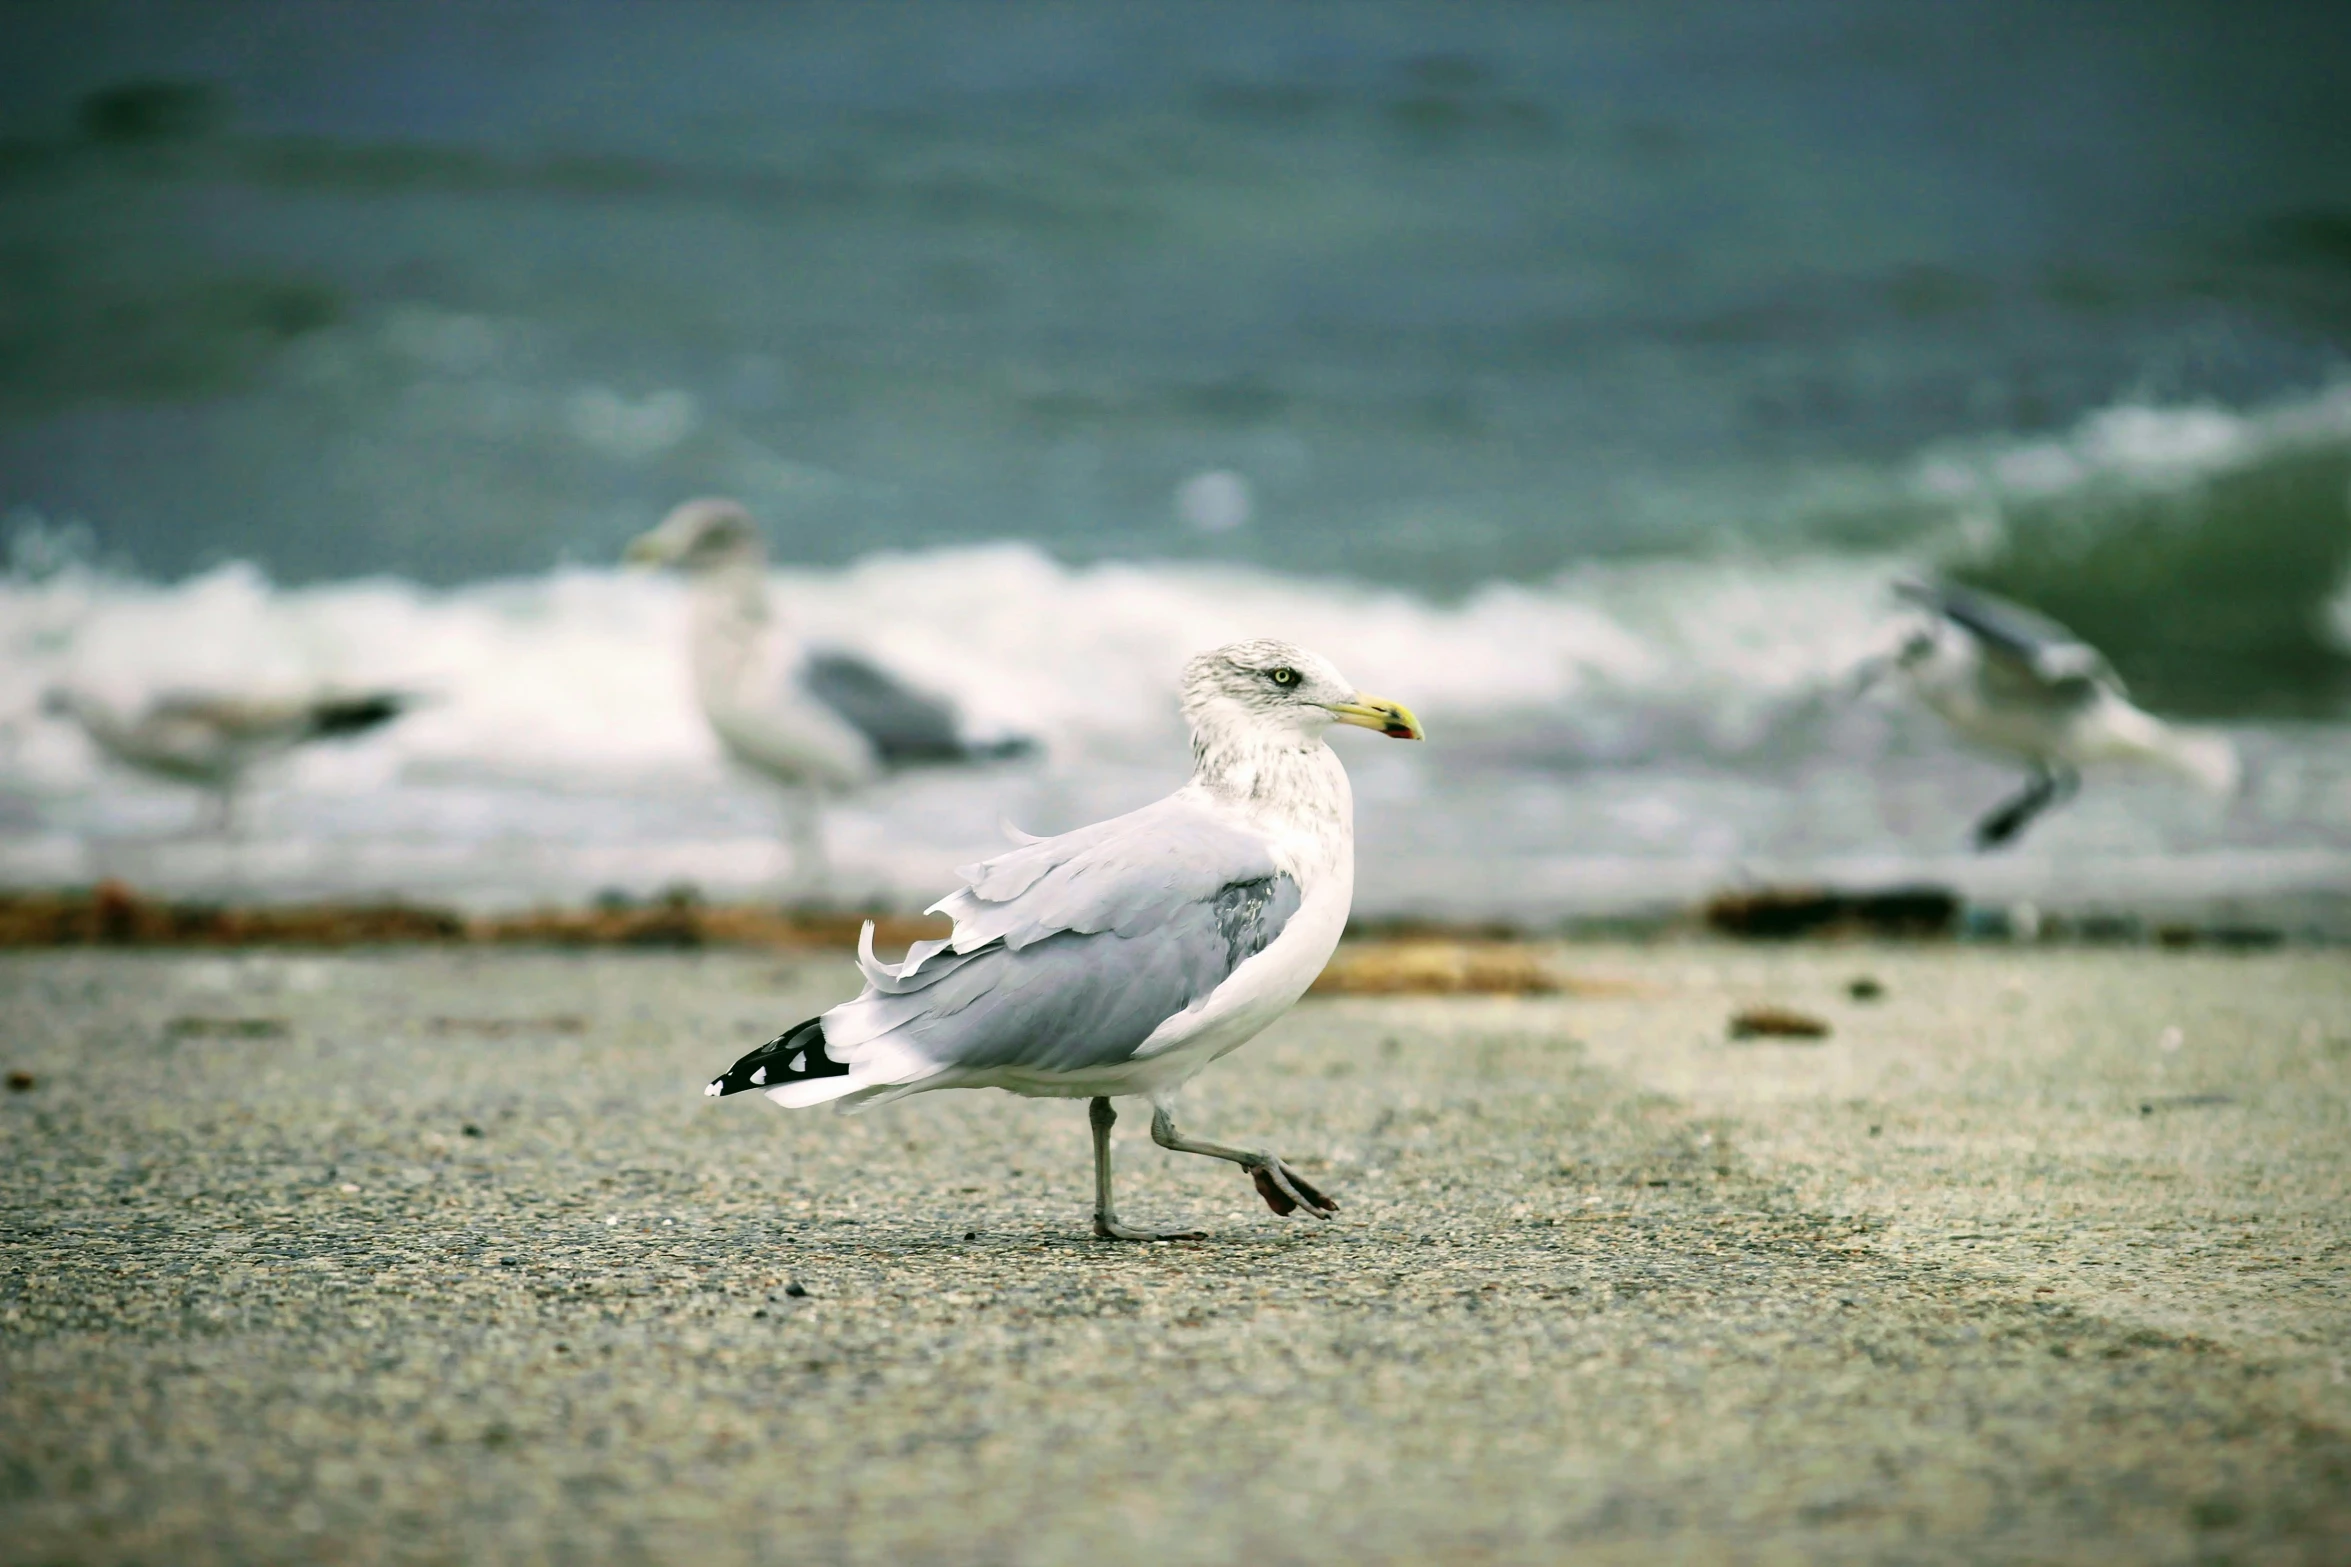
[0, 542, 1915, 793]
[6, 381, 2349, 796]
[1906, 382, 2351, 715]
[2, 383, 2346, 919]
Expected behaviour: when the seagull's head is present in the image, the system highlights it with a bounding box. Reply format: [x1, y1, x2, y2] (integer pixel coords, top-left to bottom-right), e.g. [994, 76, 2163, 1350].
[624, 497, 764, 573]
[1180, 639, 1423, 745]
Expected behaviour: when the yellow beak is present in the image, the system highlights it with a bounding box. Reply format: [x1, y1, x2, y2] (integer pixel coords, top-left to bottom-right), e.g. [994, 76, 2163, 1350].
[622, 531, 672, 567]
[1324, 692, 1424, 741]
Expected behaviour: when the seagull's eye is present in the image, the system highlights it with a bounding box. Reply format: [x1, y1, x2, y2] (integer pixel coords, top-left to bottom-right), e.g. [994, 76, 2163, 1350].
[1267, 667, 1299, 688]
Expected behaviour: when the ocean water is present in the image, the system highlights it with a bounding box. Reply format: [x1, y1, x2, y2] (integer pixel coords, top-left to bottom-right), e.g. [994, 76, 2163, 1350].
[2, 1, 2348, 924]
[5, 462, 2348, 927]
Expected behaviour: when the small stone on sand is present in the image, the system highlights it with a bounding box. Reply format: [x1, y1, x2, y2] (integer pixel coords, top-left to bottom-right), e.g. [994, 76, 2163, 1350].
[1729, 1005, 1832, 1040]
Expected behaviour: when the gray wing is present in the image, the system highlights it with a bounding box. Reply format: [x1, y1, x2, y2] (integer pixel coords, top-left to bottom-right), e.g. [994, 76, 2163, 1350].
[1894, 579, 2119, 696]
[799, 649, 1034, 767]
[932, 794, 1291, 951]
[147, 689, 412, 743]
[820, 796, 1301, 1077]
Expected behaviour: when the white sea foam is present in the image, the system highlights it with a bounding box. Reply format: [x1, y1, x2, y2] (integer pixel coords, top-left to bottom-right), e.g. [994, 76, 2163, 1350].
[4, 384, 2347, 919]
[0, 544, 1914, 798]
[1913, 380, 2351, 505]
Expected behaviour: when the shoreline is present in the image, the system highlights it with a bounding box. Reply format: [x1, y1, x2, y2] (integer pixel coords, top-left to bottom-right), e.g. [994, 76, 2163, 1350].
[0, 878, 2337, 955]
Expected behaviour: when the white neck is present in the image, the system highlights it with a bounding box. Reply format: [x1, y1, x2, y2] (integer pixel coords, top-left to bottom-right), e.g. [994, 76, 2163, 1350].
[1187, 718, 1355, 880]
[682, 559, 773, 703]
[1186, 720, 1358, 986]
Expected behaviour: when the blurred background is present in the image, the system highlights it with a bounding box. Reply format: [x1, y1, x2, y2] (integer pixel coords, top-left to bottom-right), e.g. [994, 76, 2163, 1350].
[2, 0, 2348, 928]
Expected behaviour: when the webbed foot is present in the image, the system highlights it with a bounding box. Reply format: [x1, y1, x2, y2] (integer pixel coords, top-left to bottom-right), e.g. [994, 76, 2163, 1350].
[1249, 1159, 1339, 1219]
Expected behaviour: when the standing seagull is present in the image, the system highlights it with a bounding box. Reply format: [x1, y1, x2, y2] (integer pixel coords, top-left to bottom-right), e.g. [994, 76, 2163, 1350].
[42, 686, 414, 835]
[704, 639, 1423, 1241]
[1872, 579, 2238, 849]
[624, 498, 1034, 889]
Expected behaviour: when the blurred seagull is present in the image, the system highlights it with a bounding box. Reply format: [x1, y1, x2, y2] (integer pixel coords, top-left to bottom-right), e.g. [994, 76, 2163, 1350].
[705, 639, 1424, 1241]
[624, 497, 1034, 889]
[42, 686, 415, 835]
[1867, 578, 2238, 849]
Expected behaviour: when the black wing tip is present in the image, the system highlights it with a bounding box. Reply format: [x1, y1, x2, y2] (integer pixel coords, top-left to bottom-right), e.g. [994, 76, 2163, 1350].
[969, 733, 1039, 763]
[706, 1016, 848, 1098]
[309, 692, 412, 736]
[874, 732, 1040, 769]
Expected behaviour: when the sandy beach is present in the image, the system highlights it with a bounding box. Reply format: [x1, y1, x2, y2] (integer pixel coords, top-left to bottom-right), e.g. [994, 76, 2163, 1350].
[3, 940, 2347, 1564]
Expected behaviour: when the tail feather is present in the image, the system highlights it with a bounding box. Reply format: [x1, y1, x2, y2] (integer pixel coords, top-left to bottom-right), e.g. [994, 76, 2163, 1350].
[704, 1016, 851, 1100]
[2087, 700, 2242, 797]
[2153, 726, 2241, 797]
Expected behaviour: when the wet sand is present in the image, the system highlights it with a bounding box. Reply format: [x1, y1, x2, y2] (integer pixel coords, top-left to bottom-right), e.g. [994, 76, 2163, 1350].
[3, 943, 2347, 1564]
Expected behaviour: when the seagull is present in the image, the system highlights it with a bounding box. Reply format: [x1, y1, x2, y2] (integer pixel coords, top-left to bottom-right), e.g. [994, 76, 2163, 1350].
[624, 497, 1035, 889]
[704, 638, 1424, 1241]
[42, 686, 415, 835]
[1867, 578, 2239, 850]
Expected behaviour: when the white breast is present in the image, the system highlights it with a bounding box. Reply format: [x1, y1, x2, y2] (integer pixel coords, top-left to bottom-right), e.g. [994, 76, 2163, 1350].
[686, 570, 877, 788]
[1123, 743, 1355, 1089]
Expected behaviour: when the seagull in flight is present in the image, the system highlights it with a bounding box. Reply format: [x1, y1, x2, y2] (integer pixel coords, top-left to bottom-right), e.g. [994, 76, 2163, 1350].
[43, 686, 414, 835]
[624, 498, 1034, 891]
[704, 638, 1424, 1241]
[1869, 578, 2238, 850]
